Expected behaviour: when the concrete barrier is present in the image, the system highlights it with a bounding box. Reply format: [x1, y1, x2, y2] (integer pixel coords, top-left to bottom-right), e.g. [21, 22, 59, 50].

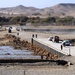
[33, 39, 66, 58]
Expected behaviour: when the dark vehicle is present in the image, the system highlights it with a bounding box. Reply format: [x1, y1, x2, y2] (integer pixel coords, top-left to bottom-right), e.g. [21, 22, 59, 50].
[8, 28, 11, 33]
[54, 36, 59, 43]
[62, 40, 70, 46]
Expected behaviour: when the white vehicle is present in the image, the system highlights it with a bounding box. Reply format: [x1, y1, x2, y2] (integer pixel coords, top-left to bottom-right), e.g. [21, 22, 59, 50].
[48, 36, 53, 41]
[16, 27, 21, 31]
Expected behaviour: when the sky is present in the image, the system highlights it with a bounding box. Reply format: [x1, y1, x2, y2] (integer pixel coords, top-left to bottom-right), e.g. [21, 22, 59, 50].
[0, 0, 75, 8]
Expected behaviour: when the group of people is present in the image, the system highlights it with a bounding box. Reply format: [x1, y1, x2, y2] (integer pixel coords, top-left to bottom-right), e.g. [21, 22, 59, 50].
[32, 34, 37, 38]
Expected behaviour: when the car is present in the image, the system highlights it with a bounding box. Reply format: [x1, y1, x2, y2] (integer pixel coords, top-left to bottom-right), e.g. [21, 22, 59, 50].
[62, 40, 70, 46]
[16, 27, 21, 31]
[48, 36, 53, 41]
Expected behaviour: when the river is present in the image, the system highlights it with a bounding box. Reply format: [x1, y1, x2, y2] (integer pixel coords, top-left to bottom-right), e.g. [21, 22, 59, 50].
[0, 46, 41, 59]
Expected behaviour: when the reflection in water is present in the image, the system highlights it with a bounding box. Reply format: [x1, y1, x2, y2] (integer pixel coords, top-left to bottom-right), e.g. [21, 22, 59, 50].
[0, 46, 41, 59]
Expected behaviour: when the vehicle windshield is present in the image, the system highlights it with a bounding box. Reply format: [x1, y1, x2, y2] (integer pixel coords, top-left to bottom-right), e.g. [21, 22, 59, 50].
[63, 40, 70, 43]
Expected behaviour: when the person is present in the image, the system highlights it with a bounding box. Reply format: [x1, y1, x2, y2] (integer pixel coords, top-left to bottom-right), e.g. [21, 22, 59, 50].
[36, 34, 37, 38]
[17, 33, 19, 35]
[61, 45, 63, 50]
[32, 34, 34, 38]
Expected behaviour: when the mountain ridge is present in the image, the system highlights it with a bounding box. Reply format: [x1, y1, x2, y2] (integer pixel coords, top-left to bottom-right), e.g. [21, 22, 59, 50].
[0, 3, 75, 17]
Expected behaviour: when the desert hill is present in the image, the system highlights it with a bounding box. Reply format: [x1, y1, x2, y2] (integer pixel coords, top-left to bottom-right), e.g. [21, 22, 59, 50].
[0, 3, 75, 17]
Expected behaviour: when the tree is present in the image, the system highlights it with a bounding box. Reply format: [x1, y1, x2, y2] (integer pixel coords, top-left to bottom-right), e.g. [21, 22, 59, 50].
[45, 17, 56, 23]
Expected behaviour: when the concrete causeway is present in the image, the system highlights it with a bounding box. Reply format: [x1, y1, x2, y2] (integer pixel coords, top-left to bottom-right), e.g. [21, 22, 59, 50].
[34, 38, 75, 56]
[33, 38, 75, 65]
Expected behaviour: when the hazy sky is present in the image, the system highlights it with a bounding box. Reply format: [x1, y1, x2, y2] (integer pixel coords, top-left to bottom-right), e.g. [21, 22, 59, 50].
[0, 0, 75, 8]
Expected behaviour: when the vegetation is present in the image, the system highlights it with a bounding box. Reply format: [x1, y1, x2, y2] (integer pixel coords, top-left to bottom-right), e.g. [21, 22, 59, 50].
[0, 16, 75, 26]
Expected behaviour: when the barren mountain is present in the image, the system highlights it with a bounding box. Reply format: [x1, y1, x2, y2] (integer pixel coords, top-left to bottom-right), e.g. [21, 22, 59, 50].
[0, 5, 39, 15]
[50, 3, 75, 17]
[0, 3, 75, 17]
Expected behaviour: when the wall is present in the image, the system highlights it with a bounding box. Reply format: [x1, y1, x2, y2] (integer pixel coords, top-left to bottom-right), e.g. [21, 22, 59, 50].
[33, 39, 66, 58]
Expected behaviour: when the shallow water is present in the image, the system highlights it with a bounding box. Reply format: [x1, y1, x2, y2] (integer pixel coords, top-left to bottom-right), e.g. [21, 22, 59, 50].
[0, 46, 41, 59]
[22, 27, 75, 34]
